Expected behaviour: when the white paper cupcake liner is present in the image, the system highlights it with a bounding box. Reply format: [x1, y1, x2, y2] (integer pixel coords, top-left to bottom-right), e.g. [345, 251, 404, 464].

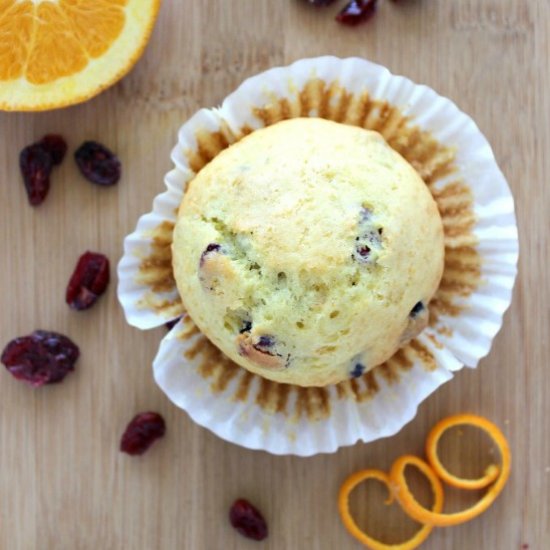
[117, 57, 518, 456]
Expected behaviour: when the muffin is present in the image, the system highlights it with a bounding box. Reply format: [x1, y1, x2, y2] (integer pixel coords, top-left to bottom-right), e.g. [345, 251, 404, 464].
[172, 117, 444, 387]
[119, 57, 517, 455]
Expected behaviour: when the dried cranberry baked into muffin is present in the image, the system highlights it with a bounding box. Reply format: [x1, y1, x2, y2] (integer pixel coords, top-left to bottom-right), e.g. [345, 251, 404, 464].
[172, 118, 444, 386]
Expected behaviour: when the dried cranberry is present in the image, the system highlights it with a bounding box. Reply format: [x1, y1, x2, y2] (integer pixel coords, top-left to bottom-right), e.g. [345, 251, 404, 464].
[39, 134, 67, 165]
[19, 144, 53, 206]
[229, 499, 268, 541]
[66, 251, 110, 311]
[74, 141, 121, 186]
[120, 412, 166, 456]
[1, 330, 79, 387]
[65, 252, 109, 311]
[336, 0, 378, 25]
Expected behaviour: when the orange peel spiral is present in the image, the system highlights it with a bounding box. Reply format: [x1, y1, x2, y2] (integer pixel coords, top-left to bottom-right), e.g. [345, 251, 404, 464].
[338, 466, 444, 549]
[390, 414, 511, 527]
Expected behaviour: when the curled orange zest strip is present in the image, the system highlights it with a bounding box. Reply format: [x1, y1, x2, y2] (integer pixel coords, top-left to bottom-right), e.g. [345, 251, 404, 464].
[426, 413, 502, 490]
[338, 467, 443, 549]
[391, 414, 511, 527]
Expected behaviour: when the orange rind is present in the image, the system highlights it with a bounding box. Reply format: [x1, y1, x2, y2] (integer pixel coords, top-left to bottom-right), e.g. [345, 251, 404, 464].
[338, 466, 443, 550]
[339, 414, 511, 546]
[391, 413, 511, 527]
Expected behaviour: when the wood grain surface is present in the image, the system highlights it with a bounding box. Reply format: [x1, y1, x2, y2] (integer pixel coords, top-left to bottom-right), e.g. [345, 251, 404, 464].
[0, 1, 548, 548]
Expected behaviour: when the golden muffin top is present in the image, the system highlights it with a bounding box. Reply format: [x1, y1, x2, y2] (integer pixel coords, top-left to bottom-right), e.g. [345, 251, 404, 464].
[172, 118, 444, 386]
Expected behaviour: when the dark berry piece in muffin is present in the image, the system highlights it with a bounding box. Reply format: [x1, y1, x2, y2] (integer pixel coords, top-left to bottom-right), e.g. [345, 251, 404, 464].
[352, 207, 383, 264]
[236, 333, 285, 370]
[410, 301, 425, 317]
[239, 320, 253, 334]
[199, 243, 222, 267]
[254, 335, 276, 350]
[401, 301, 429, 343]
[350, 363, 366, 378]
[198, 243, 231, 293]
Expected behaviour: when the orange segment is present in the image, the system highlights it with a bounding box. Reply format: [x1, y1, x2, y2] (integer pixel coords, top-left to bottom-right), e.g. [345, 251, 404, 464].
[27, 3, 88, 85]
[0, 2, 34, 80]
[0, 0, 162, 111]
[61, 0, 126, 59]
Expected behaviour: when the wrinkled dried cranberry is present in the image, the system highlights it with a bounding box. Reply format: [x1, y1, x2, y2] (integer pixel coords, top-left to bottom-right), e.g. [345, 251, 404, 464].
[120, 412, 166, 456]
[39, 134, 67, 165]
[66, 252, 110, 310]
[19, 144, 53, 206]
[1, 330, 79, 387]
[74, 141, 121, 186]
[229, 499, 268, 541]
[336, 0, 378, 25]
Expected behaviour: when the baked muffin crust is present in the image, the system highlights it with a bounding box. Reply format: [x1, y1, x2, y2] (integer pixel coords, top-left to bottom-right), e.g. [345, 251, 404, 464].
[172, 118, 444, 386]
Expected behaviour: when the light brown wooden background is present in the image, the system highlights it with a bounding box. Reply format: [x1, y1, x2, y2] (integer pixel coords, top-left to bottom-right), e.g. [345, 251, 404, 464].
[0, 1, 548, 548]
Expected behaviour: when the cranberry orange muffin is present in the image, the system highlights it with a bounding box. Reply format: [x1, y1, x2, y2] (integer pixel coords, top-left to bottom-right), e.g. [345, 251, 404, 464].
[172, 118, 444, 386]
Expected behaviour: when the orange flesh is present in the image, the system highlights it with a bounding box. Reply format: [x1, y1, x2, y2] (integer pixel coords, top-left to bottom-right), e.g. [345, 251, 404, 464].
[0, 0, 127, 84]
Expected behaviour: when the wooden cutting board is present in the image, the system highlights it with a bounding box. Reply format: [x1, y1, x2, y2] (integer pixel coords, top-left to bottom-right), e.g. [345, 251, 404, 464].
[0, 1, 547, 548]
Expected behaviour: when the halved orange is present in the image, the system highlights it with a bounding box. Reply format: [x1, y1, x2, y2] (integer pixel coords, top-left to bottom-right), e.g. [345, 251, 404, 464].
[0, 0, 161, 111]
